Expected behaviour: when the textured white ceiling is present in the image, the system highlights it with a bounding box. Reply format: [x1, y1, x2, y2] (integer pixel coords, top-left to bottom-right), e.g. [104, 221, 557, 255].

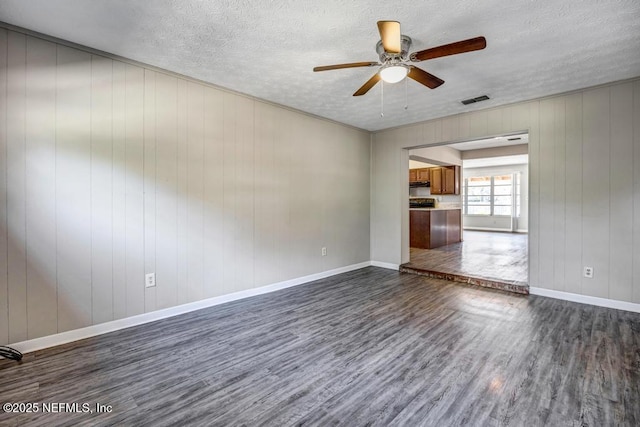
[1, 0, 639, 131]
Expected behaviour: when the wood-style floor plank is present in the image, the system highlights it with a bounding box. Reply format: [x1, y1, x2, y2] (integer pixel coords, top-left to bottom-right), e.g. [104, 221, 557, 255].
[1, 267, 639, 426]
[404, 231, 529, 293]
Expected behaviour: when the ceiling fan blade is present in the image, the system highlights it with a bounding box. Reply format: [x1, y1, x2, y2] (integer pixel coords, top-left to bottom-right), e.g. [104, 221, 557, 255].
[411, 36, 486, 62]
[377, 21, 401, 54]
[313, 61, 379, 72]
[353, 73, 381, 96]
[408, 66, 445, 89]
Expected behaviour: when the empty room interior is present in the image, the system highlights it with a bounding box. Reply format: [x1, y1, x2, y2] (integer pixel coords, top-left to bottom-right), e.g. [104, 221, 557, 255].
[0, 1, 639, 425]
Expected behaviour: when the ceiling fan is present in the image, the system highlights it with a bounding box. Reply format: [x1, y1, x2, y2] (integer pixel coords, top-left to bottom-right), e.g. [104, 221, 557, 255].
[313, 21, 486, 96]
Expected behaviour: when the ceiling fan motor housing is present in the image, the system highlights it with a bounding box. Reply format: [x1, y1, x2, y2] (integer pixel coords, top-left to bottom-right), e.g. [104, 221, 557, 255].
[376, 35, 412, 63]
[312, 21, 486, 96]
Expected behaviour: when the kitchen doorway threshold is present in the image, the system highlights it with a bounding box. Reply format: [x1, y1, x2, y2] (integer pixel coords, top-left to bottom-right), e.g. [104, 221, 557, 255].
[402, 231, 529, 295]
[399, 264, 529, 295]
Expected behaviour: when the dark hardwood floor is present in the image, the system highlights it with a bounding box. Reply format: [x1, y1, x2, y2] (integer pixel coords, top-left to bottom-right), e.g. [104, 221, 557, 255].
[1, 267, 638, 426]
[403, 230, 528, 293]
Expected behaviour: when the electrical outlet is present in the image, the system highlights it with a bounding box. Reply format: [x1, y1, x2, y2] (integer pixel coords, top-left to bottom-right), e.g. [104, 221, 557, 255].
[322, 247, 327, 256]
[145, 272, 156, 288]
[583, 266, 594, 279]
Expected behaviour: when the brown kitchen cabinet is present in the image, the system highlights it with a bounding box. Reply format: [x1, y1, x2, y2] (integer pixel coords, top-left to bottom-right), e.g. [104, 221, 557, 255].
[410, 208, 461, 249]
[410, 210, 433, 249]
[445, 209, 462, 244]
[409, 168, 430, 183]
[429, 166, 460, 195]
[430, 168, 442, 194]
[416, 168, 430, 182]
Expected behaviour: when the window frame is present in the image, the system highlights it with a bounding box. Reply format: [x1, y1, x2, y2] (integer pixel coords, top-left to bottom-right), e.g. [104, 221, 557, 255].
[463, 173, 518, 217]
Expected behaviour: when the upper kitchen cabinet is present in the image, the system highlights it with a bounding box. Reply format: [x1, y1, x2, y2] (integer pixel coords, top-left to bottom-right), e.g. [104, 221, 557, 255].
[409, 168, 430, 183]
[416, 168, 430, 182]
[430, 166, 460, 195]
[430, 167, 442, 193]
[443, 167, 459, 194]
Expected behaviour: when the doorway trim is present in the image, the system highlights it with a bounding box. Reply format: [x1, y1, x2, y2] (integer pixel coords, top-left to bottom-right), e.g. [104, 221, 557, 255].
[400, 130, 531, 289]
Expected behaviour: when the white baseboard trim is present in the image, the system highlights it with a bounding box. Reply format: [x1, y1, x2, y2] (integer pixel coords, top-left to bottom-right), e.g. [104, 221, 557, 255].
[370, 261, 400, 270]
[529, 287, 640, 313]
[9, 261, 372, 355]
[463, 227, 516, 233]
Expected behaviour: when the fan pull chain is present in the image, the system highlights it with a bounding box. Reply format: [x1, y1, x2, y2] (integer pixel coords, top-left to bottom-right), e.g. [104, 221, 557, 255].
[404, 77, 409, 110]
[380, 81, 384, 118]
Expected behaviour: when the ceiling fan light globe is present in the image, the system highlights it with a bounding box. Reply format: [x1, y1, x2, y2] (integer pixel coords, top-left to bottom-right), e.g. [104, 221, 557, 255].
[380, 65, 408, 83]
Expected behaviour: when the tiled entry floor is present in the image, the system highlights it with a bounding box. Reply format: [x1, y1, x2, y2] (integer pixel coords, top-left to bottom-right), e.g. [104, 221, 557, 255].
[401, 230, 528, 294]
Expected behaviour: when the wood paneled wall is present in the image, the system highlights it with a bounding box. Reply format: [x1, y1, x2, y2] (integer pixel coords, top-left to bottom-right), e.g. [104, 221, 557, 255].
[0, 28, 371, 344]
[372, 78, 640, 303]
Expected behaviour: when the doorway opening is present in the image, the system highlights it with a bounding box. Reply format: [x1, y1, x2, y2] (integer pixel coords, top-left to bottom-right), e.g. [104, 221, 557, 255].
[401, 133, 529, 294]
